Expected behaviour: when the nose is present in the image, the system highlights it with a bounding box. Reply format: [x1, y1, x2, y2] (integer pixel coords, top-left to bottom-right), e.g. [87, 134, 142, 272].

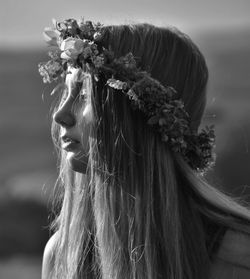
[53, 101, 76, 128]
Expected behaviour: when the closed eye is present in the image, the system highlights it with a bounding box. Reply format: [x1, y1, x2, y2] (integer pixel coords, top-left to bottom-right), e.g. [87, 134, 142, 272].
[78, 91, 88, 102]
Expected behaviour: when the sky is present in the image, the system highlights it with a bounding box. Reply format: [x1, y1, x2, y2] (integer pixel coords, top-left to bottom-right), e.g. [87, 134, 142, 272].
[1, 0, 250, 48]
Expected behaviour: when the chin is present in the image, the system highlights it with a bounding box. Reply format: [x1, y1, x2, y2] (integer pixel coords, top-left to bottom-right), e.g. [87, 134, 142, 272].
[67, 152, 88, 173]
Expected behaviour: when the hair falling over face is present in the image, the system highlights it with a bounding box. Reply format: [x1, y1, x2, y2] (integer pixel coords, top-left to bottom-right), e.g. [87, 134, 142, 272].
[50, 24, 250, 279]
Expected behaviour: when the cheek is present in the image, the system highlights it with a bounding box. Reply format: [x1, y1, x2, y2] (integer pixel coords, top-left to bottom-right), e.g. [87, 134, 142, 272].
[82, 103, 94, 124]
[75, 103, 93, 126]
[77, 103, 94, 147]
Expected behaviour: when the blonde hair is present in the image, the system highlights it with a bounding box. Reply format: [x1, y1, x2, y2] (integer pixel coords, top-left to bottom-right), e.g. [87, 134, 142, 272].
[50, 23, 250, 279]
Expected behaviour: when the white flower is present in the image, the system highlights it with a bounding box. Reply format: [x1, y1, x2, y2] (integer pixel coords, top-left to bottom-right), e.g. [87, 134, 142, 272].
[60, 37, 85, 60]
[43, 27, 60, 47]
[93, 31, 102, 41]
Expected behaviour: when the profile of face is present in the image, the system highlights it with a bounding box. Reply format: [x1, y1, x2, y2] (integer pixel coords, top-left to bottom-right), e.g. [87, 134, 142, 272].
[53, 67, 94, 173]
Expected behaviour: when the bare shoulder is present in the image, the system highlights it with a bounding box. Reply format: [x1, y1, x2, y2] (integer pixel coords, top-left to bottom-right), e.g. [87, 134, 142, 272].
[217, 229, 250, 260]
[42, 232, 59, 279]
[210, 229, 250, 279]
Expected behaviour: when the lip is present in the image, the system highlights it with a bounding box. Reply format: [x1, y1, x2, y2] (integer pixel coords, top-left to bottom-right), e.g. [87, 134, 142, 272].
[61, 135, 80, 151]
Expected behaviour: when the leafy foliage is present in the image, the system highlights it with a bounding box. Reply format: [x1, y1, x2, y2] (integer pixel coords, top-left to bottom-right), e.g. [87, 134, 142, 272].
[38, 17, 216, 173]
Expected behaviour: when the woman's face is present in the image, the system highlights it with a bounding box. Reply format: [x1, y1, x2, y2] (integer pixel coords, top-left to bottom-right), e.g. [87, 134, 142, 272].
[53, 67, 94, 173]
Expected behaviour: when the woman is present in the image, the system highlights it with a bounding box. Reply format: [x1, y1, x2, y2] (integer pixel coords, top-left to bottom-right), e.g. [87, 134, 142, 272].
[40, 19, 250, 279]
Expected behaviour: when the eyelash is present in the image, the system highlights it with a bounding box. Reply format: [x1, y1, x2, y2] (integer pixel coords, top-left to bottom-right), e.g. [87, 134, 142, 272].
[60, 89, 88, 105]
[78, 93, 88, 102]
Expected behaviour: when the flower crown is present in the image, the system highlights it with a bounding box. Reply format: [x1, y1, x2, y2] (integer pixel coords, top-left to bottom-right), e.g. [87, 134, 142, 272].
[38, 18, 216, 173]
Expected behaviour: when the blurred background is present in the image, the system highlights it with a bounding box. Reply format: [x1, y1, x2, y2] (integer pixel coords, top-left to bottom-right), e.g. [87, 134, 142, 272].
[1, 0, 250, 278]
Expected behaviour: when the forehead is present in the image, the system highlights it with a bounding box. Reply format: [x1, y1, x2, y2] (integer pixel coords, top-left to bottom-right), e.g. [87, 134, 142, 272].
[65, 67, 92, 95]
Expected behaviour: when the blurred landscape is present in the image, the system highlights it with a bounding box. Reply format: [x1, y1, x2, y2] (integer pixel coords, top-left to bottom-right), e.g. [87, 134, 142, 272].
[0, 28, 250, 278]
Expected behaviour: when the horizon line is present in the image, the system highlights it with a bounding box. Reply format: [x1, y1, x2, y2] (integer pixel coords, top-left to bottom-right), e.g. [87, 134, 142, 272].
[1, 22, 249, 52]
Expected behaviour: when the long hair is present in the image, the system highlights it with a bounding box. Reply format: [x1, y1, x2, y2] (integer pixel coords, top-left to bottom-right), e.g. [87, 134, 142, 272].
[50, 24, 250, 279]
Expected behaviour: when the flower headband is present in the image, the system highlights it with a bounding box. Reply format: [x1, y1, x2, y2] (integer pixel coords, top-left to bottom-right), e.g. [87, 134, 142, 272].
[38, 18, 216, 173]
